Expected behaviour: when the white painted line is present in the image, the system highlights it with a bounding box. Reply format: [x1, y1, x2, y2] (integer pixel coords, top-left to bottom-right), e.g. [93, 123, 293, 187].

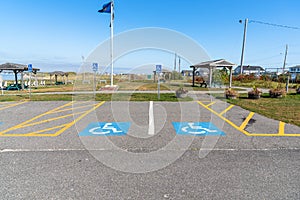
[1, 148, 300, 153]
[148, 101, 155, 135]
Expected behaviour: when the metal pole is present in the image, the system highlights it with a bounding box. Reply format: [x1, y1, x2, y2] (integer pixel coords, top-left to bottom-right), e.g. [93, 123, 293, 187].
[286, 73, 289, 93]
[158, 72, 160, 99]
[282, 44, 288, 74]
[174, 53, 177, 72]
[29, 72, 32, 98]
[110, 0, 114, 86]
[93, 72, 96, 99]
[178, 56, 181, 74]
[240, 18, 248, 74]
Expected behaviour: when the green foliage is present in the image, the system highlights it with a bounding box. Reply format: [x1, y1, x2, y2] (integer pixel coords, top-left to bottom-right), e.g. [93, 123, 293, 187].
[171, 71, 183, 80]
[227, 93, 300, 126]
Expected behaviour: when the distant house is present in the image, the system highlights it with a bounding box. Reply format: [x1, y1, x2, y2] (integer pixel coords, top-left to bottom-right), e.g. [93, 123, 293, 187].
[181, 70, 193, 76]
[289, 65, 300, 73]
[234, 65, 265, 75]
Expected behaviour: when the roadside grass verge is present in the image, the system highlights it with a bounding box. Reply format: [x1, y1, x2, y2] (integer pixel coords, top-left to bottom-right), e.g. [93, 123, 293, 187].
[219, 93, 300, 126]
[0, 93, 193, 102]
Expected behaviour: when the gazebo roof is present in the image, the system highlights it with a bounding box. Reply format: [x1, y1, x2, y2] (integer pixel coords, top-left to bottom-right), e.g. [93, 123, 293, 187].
[49, 71, 69, 76]
[191, 59, 236, 68]
[0, 62, 40, 72]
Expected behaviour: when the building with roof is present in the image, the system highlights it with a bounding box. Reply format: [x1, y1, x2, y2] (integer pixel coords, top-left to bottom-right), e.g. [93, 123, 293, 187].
[289, 65, 300, 73]
[190, 59, 236, 88]
[0, 63, 40, 89]
[233, 65, 265, 75]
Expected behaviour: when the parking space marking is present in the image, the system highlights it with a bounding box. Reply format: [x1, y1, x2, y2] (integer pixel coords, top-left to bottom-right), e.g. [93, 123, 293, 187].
[0, 100, 28, 111]
[0, 101, 105, 137]
[173, 122, 225, 136]
[206, 102, 216, 107]
[79, 122, 130, 136]
[278, 122, 285, 136]
[239, 112, 255, 130]
[148, 101, 155, 135]
[219, 105, 235, 116]
[198, 101, 300, 137]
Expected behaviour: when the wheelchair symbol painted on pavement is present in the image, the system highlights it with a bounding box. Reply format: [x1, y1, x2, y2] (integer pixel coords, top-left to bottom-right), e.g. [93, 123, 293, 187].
[79, 122, 131, 136]
[172, 122, 225, 136]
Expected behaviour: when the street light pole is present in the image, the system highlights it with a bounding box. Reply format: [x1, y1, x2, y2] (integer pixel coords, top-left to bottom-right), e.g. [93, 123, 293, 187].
[239, 18, 248, 75]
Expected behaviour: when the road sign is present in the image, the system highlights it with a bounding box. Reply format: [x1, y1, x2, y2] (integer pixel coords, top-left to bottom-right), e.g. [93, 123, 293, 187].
[92, 63, 98, 72]
[291, 73, 296, 80]
[79, 122, 130, 136]
[172, 122, 225, 136]
[28, 64, 33, 72]
[156, 65, 162, 73]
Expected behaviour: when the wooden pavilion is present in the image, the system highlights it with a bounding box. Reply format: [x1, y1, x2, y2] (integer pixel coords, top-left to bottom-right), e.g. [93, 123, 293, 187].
[190, 59, 236, 88]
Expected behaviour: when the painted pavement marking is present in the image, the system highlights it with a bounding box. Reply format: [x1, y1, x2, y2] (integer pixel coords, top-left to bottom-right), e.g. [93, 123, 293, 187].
[198, 101, 300, 137]
[79, 122, 130, 136]
[0, 101, 105, 137]
[148, 101, 155, 135]
[0, 100, 28, 111]
[172, 122, 225, 136]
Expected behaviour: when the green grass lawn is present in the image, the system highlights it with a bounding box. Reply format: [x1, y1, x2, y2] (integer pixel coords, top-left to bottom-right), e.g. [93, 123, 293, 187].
[0, 93, 193, 102]
[226, 93, 300, 126]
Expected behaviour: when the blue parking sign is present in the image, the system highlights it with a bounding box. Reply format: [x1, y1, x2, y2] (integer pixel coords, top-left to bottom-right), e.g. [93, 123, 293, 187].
[28, 64, 33, 72]
[92, 63, 98, 72]
[156, 65, 162, 73]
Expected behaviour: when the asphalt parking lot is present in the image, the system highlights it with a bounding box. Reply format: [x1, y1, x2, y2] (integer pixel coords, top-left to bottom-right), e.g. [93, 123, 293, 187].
[1, 100, 300, 199]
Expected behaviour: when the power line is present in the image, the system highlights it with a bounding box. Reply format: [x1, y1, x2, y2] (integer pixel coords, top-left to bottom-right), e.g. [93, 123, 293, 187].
[249, 20, 300, 30]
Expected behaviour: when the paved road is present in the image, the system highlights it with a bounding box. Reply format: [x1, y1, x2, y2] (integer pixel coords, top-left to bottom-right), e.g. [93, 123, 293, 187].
[0, 100, 300, 199]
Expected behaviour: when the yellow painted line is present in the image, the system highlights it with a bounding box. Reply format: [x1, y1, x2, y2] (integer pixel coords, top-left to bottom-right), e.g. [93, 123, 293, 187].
[278, 121, 285, 136]
[198, 101, 300, 137]
[219, 105, 235, 116]
[249, 133, 300, 137]
[198, 101, 251, 136]
[26, 124, 69, 136]
[51, 101, 105, 137]
[5, 124, 68, 136]
[0, 101, 105, 137]
[0, 100, 28, 111]
[18, 111, 86, 129]
[0, 102, 74, 135]
[51, 104, 94, 114]
[239, 112, 255, 130]
[206, 102, 216, 107]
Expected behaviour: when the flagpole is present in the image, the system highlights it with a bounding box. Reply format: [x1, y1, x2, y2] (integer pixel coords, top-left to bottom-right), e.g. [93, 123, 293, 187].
[110, 0, 114, 86]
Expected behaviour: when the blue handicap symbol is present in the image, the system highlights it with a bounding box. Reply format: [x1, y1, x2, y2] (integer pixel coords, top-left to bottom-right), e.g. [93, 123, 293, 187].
[172, 122, 225, 136]
[79, 122, 130, 136]
[0, 122, 3, 126]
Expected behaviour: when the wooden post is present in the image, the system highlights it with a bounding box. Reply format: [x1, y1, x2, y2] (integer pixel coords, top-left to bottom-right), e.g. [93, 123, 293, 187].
[192, 66, 196, 87]
[229, 67, 233, 88]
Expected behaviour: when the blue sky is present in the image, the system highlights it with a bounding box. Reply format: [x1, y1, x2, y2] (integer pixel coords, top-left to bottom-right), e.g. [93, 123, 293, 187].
[0, 0, 299, 72]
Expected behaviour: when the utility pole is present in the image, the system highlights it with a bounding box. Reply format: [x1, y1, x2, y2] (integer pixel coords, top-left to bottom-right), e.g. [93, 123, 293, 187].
[239, 18, 248, 75]
[174, 53, 177, 72]
[282, 44, 288, 74]
[178, 56, 181, 74]
[173, 53, 177, 80]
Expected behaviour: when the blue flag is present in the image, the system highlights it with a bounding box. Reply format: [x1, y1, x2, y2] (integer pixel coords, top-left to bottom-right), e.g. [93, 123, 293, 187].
[98, 2, 112, 13]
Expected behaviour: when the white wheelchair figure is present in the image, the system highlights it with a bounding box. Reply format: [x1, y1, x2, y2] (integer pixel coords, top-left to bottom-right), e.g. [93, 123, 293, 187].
[181, 123, 218, 135]
[89, 123, 123, 135]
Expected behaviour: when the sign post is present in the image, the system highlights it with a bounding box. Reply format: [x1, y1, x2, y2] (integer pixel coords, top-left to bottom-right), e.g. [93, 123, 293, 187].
[28, 64, 33, 98]
[92, 63, 98, 98]
[156, 65, 162, 100]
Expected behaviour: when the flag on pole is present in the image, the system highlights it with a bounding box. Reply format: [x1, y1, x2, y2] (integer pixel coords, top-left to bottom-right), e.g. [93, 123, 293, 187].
[97, 1, 115, 86]
[98, 2, 112, 13]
